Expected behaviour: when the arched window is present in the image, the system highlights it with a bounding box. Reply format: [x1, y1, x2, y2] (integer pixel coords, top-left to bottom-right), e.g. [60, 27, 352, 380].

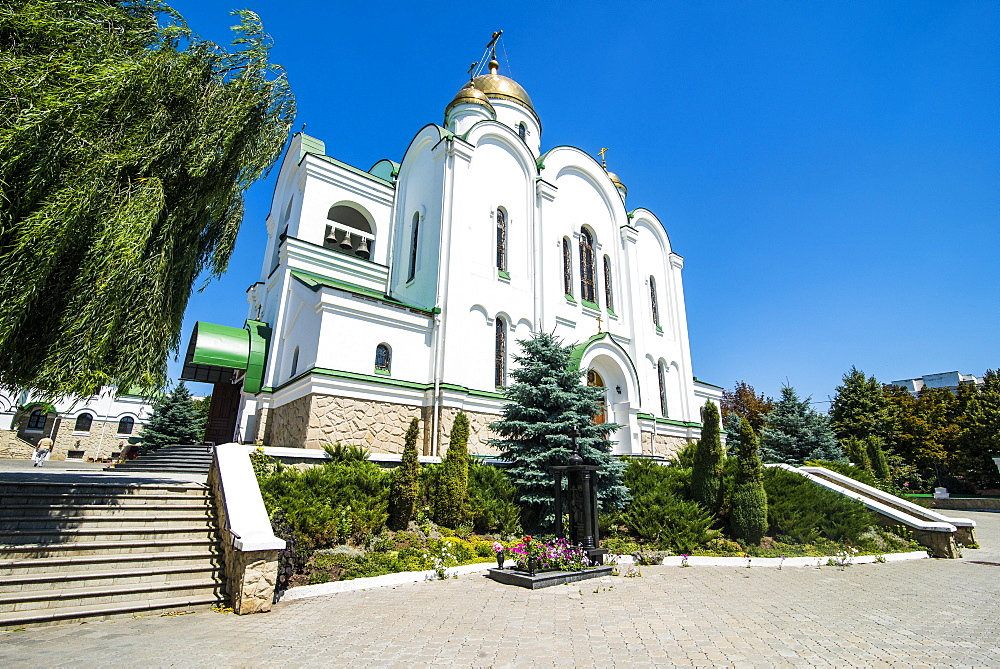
[375, 343, 391, 374]
[407, 212, 420, 282]
[603, 255, 614, 312]
[290, 346, 299, 377]
[657, 361, 668, 417]
[649, 276, 660, 328]
[587, 369, 607, 425]
[518, 123, 527, 141]
[326, 205, 374, 259]
[579, 228, 596, 304]
[496, 208, 507, 272]
[495, 317, 507, 388]
[27, 409, 45, 430]
[75, 413, 93, 433]
[562, 238, 572, 296]
[117, 416, 135, 435]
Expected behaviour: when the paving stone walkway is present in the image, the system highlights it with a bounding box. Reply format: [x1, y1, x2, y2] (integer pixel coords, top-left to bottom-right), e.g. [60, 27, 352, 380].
[2, 510, 998, 667]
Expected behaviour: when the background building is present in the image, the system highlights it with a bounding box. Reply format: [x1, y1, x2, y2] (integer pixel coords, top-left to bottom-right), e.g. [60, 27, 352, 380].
[890, 371, 984, 395]
[0, 387, 152, 461]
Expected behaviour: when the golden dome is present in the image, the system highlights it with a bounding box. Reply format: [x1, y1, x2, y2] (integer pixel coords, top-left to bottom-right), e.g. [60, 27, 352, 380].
[445, 84, 496, 116]
[607, 170, 627, 196]
[454, 60, 535, 112]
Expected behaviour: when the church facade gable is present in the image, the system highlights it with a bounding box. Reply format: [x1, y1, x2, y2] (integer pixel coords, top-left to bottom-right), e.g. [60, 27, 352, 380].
[186, 57, 722, 457]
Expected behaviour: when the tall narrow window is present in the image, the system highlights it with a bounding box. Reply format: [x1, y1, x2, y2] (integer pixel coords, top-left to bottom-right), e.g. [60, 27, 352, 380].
[495, 317, 507, 388]
[407, 212, 420, 282]
[496, 208, 507, 272]
[75, 413, 93, 433]
[649, 276, 660, 328]
[579, 228, 595, 304]
[27, 409, 45, 430]
[657, 361, 668, 417]
[375, 343, 391, 374]
[562, 238, 572, 296]
[117, 416, 135, 435]
[518, 123, 527, 140]
[290, 346, 299, 377]
[603, 255, 614, 312]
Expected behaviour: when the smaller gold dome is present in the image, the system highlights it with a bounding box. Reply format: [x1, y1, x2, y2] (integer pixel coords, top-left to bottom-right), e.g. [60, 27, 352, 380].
[607, 170, 627, 196]
[445, 84, 496, 117]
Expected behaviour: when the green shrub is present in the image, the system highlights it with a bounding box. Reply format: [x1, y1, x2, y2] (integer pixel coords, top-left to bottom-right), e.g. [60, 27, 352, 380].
[806, 459, 909, 497]
[435, 413, 470, 528]
[389, 419, 421, 530]
[691, 400, 725, 513]
[624, 490, 717, 553]
[467, 462, 522, 535]
[763, 467, 874, 544]
[730, 419, 768, 545]
[321, 442, 371, 462]
[623, 458, 691, 499]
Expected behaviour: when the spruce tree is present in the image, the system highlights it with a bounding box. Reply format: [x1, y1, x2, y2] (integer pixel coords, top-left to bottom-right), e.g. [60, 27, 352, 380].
[829, 367, 892, 444]
[690, 399, 724, 514]
[730, 418, 768, 545]
[865, 436, 890, 480]
[139, 382, 205, 451]
[435, 412, 470, 528]
[389, 419, 421, 530]
[760, 386, 844, 465]
[489, 332, 629, 530]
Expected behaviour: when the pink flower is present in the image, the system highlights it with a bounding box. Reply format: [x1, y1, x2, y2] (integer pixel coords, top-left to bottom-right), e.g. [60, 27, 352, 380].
[492, 541, 504, 553]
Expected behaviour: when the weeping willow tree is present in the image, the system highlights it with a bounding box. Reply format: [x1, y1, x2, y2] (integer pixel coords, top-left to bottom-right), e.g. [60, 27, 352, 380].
[0, 1, 295, 396]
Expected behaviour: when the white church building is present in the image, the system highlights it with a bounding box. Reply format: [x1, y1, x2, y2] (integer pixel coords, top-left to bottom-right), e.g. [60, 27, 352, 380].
[182, 57, 722, 457]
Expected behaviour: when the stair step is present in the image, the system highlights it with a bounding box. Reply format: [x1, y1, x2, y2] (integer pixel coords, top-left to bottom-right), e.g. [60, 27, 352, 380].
[0, 578, 223, 614]
[0, 526, 218, 546]
[0, 563, 221, 593]
[0, 551, 222, 576]
[0, 538, 219, 560]
[0, 503, 212, 517]
[0, 593, 221, 628]
[0, 513, 211, 528]
[0, 482, 208, 496]
[0, 492, 208, 505]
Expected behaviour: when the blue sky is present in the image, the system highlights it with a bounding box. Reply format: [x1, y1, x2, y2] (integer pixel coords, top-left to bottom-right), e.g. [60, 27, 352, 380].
[165, 1, 999, 407]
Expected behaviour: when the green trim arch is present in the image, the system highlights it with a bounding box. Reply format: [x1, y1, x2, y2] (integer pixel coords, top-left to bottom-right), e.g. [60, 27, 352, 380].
[568, 332, 642, 405]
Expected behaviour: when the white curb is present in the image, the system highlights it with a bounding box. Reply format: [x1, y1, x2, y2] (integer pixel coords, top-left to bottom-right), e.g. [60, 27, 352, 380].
[609, 550, 929, 567]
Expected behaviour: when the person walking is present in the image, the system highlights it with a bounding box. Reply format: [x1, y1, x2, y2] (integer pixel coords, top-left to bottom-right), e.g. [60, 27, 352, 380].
[33, 436, 53, 467]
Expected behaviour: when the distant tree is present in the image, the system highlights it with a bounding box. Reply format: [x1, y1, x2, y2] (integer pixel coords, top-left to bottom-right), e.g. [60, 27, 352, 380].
[193, 394, 212, 442]
[489, 332, 629, 530]
[139, 382, 204, 451]
[730, 418, 768, 545]
[435, 412, 470, 528]
[690, 400, 724, 514]
[389, 419, 421, 530]
[0, 1, 295, 396]
[865, 436, 891, 481]
[829, 367, 892, 444]
[721, 381, 774, 434]
[955, 371, 1000, 490]
[760, 386, 844, 465]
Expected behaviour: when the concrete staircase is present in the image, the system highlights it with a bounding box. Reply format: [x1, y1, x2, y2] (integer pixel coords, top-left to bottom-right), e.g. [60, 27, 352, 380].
[109, 444, 214, 475]
[0, 478, 224, 627]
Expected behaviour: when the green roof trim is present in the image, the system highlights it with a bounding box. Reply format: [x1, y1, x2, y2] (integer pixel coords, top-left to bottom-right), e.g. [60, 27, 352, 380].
[181, 320, 270, 392]
[298, 133, 326, 160]
[581, 299, 600, 311]
[636, 412, 702, 429]
[308, 153, 393, 187]
[269, 367, 506, 401]
[290, 269, 434, 315]
[693, 376, 724, 390]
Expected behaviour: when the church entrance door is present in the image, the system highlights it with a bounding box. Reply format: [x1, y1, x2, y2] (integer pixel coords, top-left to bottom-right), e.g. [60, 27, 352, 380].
[587, 369, 607, 425]
[205, 382, 242, 445]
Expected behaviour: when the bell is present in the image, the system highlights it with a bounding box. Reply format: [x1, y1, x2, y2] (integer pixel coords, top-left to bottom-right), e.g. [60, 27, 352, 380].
[355, 238, 370, 259]
[324, 227, 337, 246]
[338, 229, 353, 250]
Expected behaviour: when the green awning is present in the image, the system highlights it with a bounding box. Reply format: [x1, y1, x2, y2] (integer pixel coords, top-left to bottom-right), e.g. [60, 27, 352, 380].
[180, 320, 270, 394]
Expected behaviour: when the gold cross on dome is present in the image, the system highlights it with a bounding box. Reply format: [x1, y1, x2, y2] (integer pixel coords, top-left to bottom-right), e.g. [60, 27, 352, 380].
[596, 315, 603, 333]
[598, 147, 609, 168]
